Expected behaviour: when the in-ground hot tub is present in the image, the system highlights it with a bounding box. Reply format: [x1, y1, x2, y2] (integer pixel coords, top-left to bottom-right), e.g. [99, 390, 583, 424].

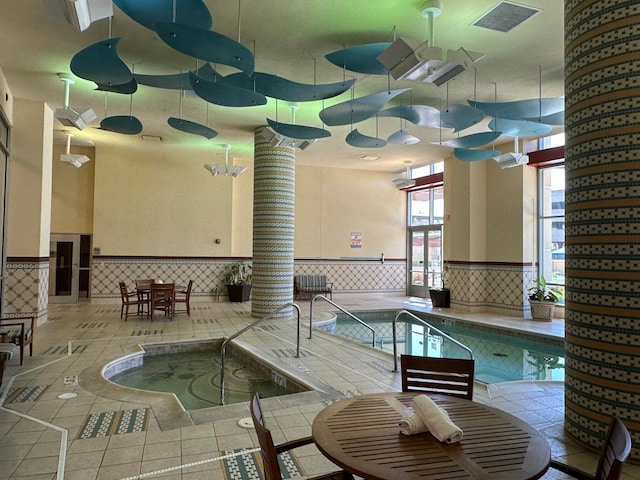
[103, 338, 312, 410]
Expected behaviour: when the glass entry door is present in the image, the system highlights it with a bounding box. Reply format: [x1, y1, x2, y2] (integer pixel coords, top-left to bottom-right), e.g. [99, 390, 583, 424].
[408, 226, 443, 297]
[49, 234, 80, 303]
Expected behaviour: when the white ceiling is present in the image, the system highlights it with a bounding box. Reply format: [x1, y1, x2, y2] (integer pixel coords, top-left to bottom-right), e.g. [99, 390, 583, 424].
[0, 1, 564, 174]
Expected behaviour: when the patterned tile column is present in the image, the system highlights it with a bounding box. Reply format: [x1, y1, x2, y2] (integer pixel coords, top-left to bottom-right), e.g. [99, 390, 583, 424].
[251, 127, 295, 318]
[565, 0, 640, 458]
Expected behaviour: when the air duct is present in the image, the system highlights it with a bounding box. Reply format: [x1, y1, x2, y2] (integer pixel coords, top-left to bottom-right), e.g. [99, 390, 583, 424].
[376, 37, 442, 81]
[204, 144, 247, 177]
[493, 136, 529, 168]
[54, 73, 97, 130]
[392, 161, 416, 189]
[44, 0, 113, 31]
[60, 132, 90, 168]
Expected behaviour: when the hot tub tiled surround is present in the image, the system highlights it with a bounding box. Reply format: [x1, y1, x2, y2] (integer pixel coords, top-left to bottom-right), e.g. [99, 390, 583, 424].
[104, 338, 315, 395]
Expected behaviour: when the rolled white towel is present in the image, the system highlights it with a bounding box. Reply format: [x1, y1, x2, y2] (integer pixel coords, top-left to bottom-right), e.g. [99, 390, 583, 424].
[412, 394, 463, 444]
[399, 413, 428, 435]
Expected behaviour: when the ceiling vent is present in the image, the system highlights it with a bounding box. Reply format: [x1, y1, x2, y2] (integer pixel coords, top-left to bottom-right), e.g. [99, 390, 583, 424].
[473, 1, 540, 33]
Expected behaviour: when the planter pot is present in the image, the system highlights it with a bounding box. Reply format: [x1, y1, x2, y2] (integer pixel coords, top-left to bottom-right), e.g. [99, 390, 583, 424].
[429, 288, 450, 308]
[227, 284, 252, 302]
[529, 300, 555, 321]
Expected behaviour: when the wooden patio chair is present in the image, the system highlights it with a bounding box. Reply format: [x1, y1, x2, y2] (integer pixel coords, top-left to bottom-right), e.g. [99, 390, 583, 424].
[0, 332, 18, 385]
[135, 278, 155, 314]
[400, 354, 475, 400]
[119, 282, 147, 320]
[150, 283, 175, 321]
[0, 316, 35, 365]
[550, 416, 631, 480]
[250, 394, 354, 480]
[174, 280, 193, 315]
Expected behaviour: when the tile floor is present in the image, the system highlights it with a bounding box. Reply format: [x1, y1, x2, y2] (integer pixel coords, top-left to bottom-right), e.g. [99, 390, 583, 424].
[0, 293, 638, 480]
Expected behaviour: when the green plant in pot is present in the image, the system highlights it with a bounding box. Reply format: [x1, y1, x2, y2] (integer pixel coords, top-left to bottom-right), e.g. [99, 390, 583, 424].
[428, 273, 450, 308]
[223, 260, 252, 302]
[527, 276, 563, 321]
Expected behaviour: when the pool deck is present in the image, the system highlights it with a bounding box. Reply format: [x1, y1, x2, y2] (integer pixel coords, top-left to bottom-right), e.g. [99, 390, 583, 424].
[1, 293, 638, 480]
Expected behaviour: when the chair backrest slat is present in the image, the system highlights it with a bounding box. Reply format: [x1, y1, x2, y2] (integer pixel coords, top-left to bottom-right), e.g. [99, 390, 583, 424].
[250, 394, 282, 480]
[596, 417, 631, 480]
[401, 355, 475, 400]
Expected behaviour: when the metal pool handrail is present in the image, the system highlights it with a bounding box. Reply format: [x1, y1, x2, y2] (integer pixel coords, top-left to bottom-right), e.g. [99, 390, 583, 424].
[392, 310, 474, 371]
[220, 303, 302, 404]
[309, 294, 376, 348]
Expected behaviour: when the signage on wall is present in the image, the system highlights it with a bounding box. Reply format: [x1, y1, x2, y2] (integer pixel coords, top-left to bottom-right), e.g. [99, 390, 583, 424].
[350, 232, 362, 248]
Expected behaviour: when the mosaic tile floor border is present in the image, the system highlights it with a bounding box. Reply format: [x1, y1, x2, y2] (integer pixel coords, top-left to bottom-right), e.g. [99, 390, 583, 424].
[220, 448, 305, 480]
[44, 344, 88, 354]
[131, 329, 164, 336]
[5, 385, 49, 403]
[76, 407, 150, 439]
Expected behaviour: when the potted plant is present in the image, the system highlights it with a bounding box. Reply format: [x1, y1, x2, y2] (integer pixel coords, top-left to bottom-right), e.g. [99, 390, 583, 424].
[428, 274, 450, 308]
[527, 276, 563, 321]
[223, 260, 252, 302]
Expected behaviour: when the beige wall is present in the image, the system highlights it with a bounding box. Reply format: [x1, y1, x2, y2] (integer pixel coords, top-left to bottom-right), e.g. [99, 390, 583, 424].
[445, 155, 485, 262]
[92, 143, 239, 257]
[50, 142, 95, 234]
[445, 150, 536, 264]
[7, 98, 53, 257]
[295, 166, 406, 259]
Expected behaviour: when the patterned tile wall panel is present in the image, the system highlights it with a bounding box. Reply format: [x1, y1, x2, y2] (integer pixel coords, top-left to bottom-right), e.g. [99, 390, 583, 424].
[564, 0, 640, 460]
[294, 259, 406, 292]
[4, 258, 49, 318]
[445, 261, 533, 314]
[91, 257, 407, 300]
[92, 257, 227, 299]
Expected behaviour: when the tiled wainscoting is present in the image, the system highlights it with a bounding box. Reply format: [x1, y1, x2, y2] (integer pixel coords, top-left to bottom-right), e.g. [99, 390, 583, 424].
[90, 256, 407, 301]
[4, 257, 49, 319]
[445, 261, 535, 315]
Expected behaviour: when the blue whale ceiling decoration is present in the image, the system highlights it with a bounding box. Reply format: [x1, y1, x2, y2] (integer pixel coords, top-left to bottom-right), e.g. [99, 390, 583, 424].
[156, 23, 254, 76]
[70, 38, 132, 86]
[266, 119, 331, 140]
[346, 129, 387, 148]
[112, 0, 212, 31]
[221, 72, 356, 102]
[319, 88, 411, 126]
[325, 43, 391, 75]
[167, 117, 218, 139]
[100, 115, 143, 135]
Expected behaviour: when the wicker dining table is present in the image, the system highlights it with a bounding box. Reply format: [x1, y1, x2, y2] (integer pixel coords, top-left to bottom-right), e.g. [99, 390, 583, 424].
[312, 392, 551, 480]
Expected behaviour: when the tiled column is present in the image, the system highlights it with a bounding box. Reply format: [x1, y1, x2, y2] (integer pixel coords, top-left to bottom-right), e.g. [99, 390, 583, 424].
[251, 127, 295, 318]
[564, 0, 640, 458]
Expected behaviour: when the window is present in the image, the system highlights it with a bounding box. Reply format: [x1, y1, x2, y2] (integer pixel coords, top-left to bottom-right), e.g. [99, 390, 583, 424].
[408, 162, 444, 226]
[538, 165, 565, 301]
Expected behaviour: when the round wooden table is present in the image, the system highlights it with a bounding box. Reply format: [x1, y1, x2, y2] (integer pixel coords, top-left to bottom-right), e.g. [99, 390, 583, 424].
[312, 392, 551, 480]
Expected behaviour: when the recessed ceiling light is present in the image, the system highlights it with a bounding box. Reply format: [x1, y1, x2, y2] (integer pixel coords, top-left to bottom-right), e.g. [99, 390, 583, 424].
[359, 155, 381, 161]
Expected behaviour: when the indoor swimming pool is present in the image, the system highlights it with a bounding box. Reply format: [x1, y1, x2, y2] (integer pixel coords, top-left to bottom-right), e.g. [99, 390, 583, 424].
[332, 310, 565, 384]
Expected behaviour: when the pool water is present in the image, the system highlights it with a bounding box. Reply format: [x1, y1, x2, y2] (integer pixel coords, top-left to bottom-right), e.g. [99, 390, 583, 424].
[109, 348, 292, 410]
[333, 310, 565, 384]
